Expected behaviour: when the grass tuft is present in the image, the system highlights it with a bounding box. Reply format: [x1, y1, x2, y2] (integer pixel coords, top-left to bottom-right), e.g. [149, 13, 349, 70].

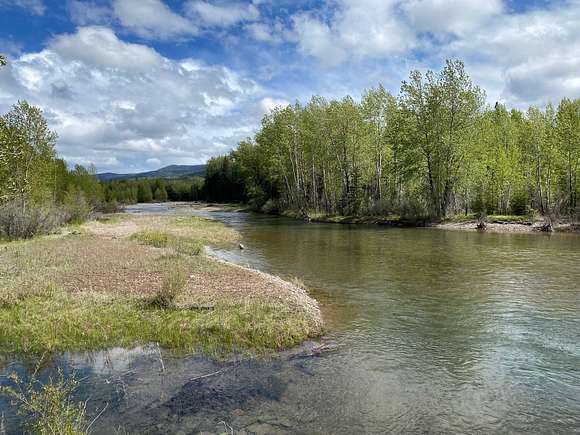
[131, 230, 169, 248]
[148, 268, 187, 308]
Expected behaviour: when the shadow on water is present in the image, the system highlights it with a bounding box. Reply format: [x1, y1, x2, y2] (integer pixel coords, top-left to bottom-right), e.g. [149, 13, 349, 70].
[2, 204, 580, 434]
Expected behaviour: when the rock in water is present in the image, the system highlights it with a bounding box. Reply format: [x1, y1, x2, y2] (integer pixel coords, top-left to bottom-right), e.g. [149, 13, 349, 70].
[239, 243, 245, 250]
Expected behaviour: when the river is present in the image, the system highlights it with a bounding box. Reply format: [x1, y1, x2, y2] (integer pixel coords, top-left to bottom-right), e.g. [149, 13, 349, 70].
[1, 206, 579, 434]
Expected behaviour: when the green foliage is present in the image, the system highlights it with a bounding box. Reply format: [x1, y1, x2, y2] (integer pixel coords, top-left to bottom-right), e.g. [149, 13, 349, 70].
[203, 60, 580, 219]
[137, 182, 153, 203]
[203, 155, 246, 203]
[63, 186, 92, 224]
[0, 101, 57, 208]
[153, 186, 168, 201]
[0, 101, 114, 239]
[103, 176, 204, 205]
[1, 369, 87, 435]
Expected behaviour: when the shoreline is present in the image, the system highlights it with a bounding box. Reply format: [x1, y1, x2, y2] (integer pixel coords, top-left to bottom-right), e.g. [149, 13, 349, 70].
[274, 209, 580, 235]
[120, 201, 580, 235]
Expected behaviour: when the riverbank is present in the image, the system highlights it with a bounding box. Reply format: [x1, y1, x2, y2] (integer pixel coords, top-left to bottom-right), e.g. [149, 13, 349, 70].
[0, 209, 323, 357]
[279, 209, 579, 234]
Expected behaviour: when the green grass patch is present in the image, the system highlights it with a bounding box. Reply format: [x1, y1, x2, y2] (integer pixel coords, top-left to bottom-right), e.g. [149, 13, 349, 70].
[131, 230, 169, 248]
[132, 230, 204, 255]
[0, 289, 318, 357]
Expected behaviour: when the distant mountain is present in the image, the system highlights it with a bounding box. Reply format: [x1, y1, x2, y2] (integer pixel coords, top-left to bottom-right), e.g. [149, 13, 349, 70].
[97, 164, 207, 182]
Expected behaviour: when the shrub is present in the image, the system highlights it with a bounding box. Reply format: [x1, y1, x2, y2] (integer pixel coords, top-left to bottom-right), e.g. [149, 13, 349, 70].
[260, 198, 279, 214]
[400, 196, 428, 219]
[149, 268, 187, 308]
[98, 199, 121, 214]
[0, 370, 88, 435]
[367, 199, 393, 216]
[0, 202, 65, 241]
[63, 188, 92, 224]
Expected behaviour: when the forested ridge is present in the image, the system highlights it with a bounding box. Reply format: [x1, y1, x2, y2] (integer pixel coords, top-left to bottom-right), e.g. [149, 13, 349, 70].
[204, 60, 580, 220]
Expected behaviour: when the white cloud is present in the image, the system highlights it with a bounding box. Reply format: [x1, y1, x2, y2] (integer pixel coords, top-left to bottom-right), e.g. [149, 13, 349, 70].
[0, 0, 45, 15]
[113, 0, 198, 39]
[0, 27, 268, 172]
[0, 38, 23, 59]
[291, 0, 415, 66]
[444, 1, 580, 107]
[50, 26, 162, 72]
[403, 0, 503, 36]
[68, 0, 112, 26]
[291, 13, 344, 65]
[246, 22, 280, 43]
[186, 1, 259, 27]
[284, 0, 580, 107]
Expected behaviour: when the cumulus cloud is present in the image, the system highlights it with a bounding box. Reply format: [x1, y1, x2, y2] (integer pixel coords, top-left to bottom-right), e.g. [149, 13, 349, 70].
[0, 27, 274, 172]
[113, 0, 198, 39]
[186, 1, 260, 27]
[445, 1, 580, 107]
[283, 0, 580, 106]
[291, 0, 416, 66]
[403, 0, 503, 36]
[50, 26, 161, 71]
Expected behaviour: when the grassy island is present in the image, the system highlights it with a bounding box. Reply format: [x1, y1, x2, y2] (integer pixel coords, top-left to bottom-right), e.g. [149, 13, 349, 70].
[0, 211, 323, 357]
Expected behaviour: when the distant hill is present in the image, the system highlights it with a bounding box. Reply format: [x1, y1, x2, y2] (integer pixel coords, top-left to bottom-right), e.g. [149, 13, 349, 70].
[97, 164, 207, 182]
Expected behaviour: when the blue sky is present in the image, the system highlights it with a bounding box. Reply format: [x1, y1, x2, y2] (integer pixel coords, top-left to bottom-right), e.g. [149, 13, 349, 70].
[1, 0, 579, 173]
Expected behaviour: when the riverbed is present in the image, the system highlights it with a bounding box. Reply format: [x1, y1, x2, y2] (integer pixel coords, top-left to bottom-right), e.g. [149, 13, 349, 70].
[1, 204, 579, 434]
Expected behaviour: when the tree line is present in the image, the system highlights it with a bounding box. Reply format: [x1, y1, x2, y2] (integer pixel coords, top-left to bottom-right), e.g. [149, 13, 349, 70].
[0, 100, 107, 238]
[102, 177, 204, 204]
[203, 60, 580, 219]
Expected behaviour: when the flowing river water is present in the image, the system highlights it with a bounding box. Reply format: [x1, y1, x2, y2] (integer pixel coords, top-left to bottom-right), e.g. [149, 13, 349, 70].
[1, 205, 579, 434]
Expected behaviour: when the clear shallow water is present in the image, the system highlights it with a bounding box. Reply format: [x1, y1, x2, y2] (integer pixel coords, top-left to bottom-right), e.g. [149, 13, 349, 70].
[2, 206, 579, 434]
